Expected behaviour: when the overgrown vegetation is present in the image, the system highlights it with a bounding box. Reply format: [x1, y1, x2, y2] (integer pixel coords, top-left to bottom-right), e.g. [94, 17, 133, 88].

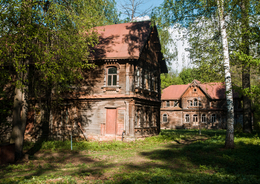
[1, 129, 259, 183]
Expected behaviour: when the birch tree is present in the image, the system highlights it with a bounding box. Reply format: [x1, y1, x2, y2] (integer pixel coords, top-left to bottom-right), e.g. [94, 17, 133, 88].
[154, 0, 260, 133]
[217, 0, 235, 148]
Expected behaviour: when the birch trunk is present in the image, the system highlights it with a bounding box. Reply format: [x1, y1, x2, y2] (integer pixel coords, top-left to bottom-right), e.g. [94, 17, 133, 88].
[217, 0, 235, 149]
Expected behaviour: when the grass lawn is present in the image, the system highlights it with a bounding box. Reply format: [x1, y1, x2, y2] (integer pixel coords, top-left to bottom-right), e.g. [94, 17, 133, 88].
[0, 129, 260, 184]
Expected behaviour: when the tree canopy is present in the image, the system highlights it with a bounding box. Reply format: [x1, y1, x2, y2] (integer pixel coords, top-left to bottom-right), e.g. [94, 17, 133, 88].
[0, 0, 119, 159]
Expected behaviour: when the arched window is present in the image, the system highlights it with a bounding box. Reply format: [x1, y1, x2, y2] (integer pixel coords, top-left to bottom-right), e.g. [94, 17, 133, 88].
[193, 114, 198, 122]
[185, 114, 190, 122]
[194, 99, 198, 106]
[163, 114, 168, 122]
[201, 114, 206, 123]
[211, 114, 216, 123]
[107, 67, 117, 86]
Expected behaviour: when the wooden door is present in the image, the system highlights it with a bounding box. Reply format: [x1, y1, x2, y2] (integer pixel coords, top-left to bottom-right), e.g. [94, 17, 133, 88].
[106, 109, 117, 134]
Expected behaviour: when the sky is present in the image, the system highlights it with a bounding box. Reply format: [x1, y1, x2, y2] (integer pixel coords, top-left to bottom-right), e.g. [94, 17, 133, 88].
[115, 0, 191, 73]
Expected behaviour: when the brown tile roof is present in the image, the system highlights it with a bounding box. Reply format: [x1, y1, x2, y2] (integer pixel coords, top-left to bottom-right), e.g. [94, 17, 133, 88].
[162, 80, 240, 100]
[200, 83, 226, 99]
[161, 84, 189, 100]
[90, 21, 151, 60]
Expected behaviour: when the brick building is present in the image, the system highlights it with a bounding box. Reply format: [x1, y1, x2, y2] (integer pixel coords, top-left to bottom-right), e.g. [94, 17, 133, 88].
[0, 21, 167, 143]
[160, 80, 243, 129]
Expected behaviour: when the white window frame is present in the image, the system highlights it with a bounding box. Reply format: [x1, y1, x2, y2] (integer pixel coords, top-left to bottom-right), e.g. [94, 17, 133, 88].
[189, 100, 193, 107]
[163, 114, 168, 122]
[211, 114, 216, 123]
[193, 114, 198, 122]
[107, 67, 117, 86]
[174, 101, 178, 107]
[194, 99, 198, 106]
[185, 114, 190, 123]
[201, 114, 206, 123]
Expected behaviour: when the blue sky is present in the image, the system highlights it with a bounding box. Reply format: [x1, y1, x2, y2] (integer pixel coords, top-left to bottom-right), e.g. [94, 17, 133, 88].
[115, 0, 191, 73]
[115, 0, 164, 20]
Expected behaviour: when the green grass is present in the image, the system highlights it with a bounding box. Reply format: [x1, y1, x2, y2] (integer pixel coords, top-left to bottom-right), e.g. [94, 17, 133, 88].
[1, 129, 260, 184]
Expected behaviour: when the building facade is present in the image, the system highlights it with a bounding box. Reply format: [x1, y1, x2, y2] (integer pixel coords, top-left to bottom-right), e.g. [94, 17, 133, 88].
[15, 21, 167, 142]
[160, 80, 243, 129]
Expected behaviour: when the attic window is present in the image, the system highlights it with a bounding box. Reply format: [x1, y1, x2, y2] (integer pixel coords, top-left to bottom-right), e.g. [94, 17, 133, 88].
[194, 88, 197, 92]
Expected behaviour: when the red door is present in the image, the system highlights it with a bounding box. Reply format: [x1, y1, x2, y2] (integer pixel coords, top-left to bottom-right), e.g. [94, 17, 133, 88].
[106, 109, 117, 134]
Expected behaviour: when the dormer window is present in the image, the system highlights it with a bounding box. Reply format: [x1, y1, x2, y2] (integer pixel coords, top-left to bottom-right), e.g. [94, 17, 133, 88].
[107, 67, 117, 86]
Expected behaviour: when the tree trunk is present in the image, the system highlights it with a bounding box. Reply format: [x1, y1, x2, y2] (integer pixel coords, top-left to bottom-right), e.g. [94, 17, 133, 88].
[217, 0, 235, 149]
[241, 0, 252, 133]
[10, 57, 29, 160]
[10, 87, 28, 160]
[41, 85, 52, 141]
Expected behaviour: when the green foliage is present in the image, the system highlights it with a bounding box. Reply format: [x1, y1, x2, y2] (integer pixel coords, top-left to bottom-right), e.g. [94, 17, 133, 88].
[178, 67, 201, 84]
[0, 0, 119, 91]
[160, 70, 183, 89]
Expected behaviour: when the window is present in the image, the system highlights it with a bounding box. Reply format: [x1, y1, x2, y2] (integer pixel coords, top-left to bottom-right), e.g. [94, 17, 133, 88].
[135, 68, 140, 87]
[166, 101, 170, 107]
[174, 101, 178, 107]
[189, 100, 193, 106]
[185, 114, 190, 122]
[107, 67, 117, 86]
[193, 114, 198, 122]
[144, 70, 148, 89]
[211, 114, 216, 123]
[194, 88, 197, 92]
[194, 99, 198, 106]
[199, 100, 202, 107]
[163, 114, 168, 122]
[201, 114, 206, 123]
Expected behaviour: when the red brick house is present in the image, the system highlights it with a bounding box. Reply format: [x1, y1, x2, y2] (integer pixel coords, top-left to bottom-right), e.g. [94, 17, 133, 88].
[10, 21, 167, 142]
[160, 80, 243, 129]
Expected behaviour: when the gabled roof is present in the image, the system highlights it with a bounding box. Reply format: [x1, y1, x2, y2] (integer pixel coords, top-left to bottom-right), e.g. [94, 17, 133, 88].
[161, 84, 189, 100]
[200, 83, 226, 99]
[162, 80, 236, 100]
[90, 21, 152, 60]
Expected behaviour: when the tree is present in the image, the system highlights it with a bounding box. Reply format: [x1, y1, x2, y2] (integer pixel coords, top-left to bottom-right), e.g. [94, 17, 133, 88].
[0, 0, 118, 160]
[154, 0, 260, 133]
[161, 70, 183, 89]
[152, 0, 236, 148]
[120, 0, 153, 22]
[217, 0, 235, 148]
